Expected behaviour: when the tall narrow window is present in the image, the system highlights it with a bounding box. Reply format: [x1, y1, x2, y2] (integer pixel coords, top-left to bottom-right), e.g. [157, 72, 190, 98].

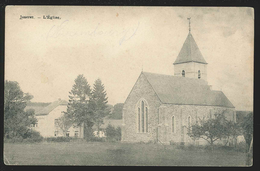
[182, 70, 185, 77]
[136, 99, 149, 133]
[146, 107, 148, 132]
[172, 116, 175, 133]
[138, 107, 140, 132]
[141, 101, 145, 132]
[198, 70, 201, 79]
[188, 116, 191, 134]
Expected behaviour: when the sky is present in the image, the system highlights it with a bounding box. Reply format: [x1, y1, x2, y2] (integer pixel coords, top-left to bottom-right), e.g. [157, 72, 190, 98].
[5, 6, 254, 111]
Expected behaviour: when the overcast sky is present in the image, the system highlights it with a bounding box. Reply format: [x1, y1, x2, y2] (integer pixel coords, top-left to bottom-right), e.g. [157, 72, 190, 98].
[5, 6, 254, 111]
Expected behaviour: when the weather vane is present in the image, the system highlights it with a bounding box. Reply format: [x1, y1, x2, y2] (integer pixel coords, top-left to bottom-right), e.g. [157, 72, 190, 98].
[187, 17, 191, 33]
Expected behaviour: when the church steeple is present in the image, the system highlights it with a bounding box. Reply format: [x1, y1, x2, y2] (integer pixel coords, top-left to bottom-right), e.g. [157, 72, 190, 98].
[173, 33, 207, 65]
[173, 18, 208, 81]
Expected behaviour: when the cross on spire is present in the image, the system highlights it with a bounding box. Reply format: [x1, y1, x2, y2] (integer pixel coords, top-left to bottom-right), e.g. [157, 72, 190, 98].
[187, 17, 191, 33]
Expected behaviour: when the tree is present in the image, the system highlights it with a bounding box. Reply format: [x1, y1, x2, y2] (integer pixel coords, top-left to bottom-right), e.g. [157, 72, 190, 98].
[4, 80, 37, 139]
[110, 103, 124, 119]
[92, 79, 109, 137]
[56, 115, 73, 136]
[225, 120, 241, 147]
[64, 75, 94, 140]
[105, 124, 116, 141]
[188, 111, 229, 147]
[115, 127, 121, 141]
[105, 125, 121, 141]
[240, 112, 253, 151]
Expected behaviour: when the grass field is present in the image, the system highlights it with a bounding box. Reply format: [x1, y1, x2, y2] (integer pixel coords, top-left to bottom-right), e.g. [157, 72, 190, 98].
[4, 141, 247, 166]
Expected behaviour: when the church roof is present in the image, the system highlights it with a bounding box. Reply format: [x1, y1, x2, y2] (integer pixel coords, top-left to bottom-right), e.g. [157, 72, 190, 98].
[142, 72, 234, 108]
[36, 99, 68, 116]
[173, 33, 207, 65]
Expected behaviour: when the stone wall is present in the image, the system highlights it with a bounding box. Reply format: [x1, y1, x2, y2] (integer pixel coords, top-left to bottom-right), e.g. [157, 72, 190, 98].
[122, 73, 162, 143]
[160, 104, 235, 145]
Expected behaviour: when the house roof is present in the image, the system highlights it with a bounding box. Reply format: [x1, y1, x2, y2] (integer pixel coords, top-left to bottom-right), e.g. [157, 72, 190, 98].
[173, 33, 207, 65]
[36, 100, 68, 115]
[142, 72, 234, 108]
[25, 102, 51, 113]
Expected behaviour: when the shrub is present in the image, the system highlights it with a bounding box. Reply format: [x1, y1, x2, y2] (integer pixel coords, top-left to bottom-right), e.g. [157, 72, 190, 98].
[4, 130, 43, 143]
[4, 136, 24, 143]
[23, 130, 43, 143]
[115, 127, 121, 141]
[105, 124, 121, 142]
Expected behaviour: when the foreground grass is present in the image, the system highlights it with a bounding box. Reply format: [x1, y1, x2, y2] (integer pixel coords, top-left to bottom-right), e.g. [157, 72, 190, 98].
[4, 141, 247, 166]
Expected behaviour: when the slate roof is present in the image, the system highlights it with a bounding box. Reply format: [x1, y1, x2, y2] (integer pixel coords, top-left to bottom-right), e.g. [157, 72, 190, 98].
[142, 72, 234, 108]
[36, 100, 68, 115]
[173, 33, 207, 64]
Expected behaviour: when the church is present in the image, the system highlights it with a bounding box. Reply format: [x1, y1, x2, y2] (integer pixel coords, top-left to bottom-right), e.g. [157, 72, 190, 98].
[121, 22, 236, 145]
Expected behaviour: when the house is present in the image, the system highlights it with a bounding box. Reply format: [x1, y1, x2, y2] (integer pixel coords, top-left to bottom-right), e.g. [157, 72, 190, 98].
[121, 28, 236, 145]
[29, 99, 84, 138]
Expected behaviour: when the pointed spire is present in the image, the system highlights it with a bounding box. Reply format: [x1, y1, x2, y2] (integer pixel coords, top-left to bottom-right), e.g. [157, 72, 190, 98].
[173, 19, 207, 65]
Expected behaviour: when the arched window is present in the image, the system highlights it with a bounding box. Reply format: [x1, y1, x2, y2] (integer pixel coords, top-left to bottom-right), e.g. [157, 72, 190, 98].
[136, 99, 149, 133]
[182, 70, 185, 77]
[141, 101, 145, 132]
[198, 70, 201, 79]
[172, 116, 175, 133]
[187, 116, 191, 134]
[146, 107, 148, 132]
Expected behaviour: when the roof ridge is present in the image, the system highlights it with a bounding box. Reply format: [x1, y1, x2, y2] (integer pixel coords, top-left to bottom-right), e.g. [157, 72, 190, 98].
[141, 72, 234, 108]
[36, 100, 68, 115]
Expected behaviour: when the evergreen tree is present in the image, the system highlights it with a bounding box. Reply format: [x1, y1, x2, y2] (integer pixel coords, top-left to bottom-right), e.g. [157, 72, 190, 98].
[64, 75, 94, 140]
[92, 79, 109, 137]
